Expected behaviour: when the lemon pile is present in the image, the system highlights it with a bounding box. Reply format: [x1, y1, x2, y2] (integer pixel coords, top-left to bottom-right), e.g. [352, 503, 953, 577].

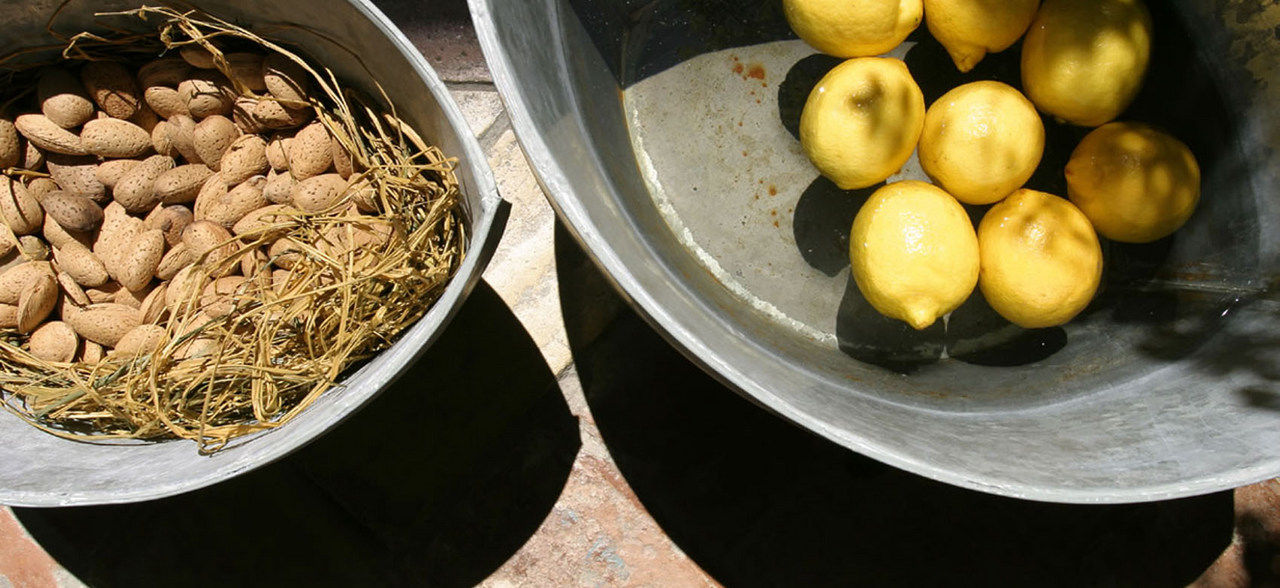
[789, 0, 1200, 330]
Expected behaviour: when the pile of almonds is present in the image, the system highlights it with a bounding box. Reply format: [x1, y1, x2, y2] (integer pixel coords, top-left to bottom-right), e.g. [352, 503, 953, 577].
[0, 45, 377, 364]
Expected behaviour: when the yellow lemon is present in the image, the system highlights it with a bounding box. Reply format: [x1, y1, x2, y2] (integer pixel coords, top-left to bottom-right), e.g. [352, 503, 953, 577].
[1021, 0, 1152, 127]
[924, 0, 1040, 72]
[918, 81, 1044, 205]
[1065, 122, 1201, 243]
[784, 0, 923, 58]
[850, 181, 979, 330]
[800, 57, 925, 190]
[978, 189, 1102, 328]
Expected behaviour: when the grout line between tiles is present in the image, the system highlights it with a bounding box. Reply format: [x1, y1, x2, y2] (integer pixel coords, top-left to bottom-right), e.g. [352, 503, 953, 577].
[478, 112, 512, 153]
[444, 80, 498, 92]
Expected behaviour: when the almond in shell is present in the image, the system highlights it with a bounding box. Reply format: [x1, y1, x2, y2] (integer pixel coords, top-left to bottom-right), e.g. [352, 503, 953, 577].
[0, 119, 17, 169]
[192, 173, 226, 220]
[0, 261, 54, 304]
[113, 154, 176, 213]
[105, 228, 164, 292]
[262, 54, 310, 106]
[80, 340, 105, 363]
[288, 122, 332, 180]
[111, 324, 167, 358]
[64, 303, 140, 346]
[252, 99, 312, 129]
[200, 275, 247, 318]
[0, 178, 43, 235]
[37, 69, 95, 129]
[22, 141, 44, 171]
[232, 204, 295, 241]
[291, 173, 348, 213]
[80, 62, 141, 119]
[95, 159, 142, 189]
[84, 282, 121, 305]
[203, 175, 267, 228]
[40, 190, 103, 232]
[179, 46, 217, 69]
[231, 97, 265, 134]
[165, 265, 208, 312]
[56, 270, 90, 306]
[166, 113, 201, 164]
[144, 85, 190, 119]
[53, 240, 109, 287]
[193, 115, 239, 171]
[0, 226, 15, 258]
[332, 133, 356, 178]
[17, 273, 57, 332]
[42, 214, 93, 250]
[14, 114, 86, 156]
[154, 164, 214, 204]
[219, 135, 268, 186]
[138, 283, 168, 324]
[80, 118, 152, 158]
[265, 134, 291, 170]
[112, 283, 151, 309]
[29, 320, 77, 362]
[179, 71, 234, 119]
[156, 241, 194, 280]
[264, 169, 295, 204]
[181, 220, 237, 276]
[151, 120, 176, 158]
[46, 154, 106, 202]
[129, 105, 161, 133]
[26, 177, 58, 199]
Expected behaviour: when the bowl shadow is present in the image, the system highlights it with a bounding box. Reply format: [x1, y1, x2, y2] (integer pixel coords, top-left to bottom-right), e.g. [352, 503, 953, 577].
[555, 222, 1233, 586]
[14, 282, 580, 588]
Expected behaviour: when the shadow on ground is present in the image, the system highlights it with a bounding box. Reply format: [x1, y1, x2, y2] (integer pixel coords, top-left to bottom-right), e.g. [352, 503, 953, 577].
[554, 223, 1233, 586]
[15, 282, 580, 588]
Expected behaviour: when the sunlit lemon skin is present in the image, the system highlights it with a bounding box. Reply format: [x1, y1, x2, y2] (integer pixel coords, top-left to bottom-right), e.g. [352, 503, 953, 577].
[924, 0, 1039, 72]
[784, 0, 924, 58]
[1066, 122, 1201, 243]
[850, 180, 980, 330]
[800, 57, 925, 190]
[919, 81, 1045, 205]
[1021, 0, 1153, 127]
[978, 189, 1103, 328]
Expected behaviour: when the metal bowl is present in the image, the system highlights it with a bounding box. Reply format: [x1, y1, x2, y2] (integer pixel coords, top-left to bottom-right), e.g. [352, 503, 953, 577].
[471, 0, 1280, 503]
[0, 0, 508, 506]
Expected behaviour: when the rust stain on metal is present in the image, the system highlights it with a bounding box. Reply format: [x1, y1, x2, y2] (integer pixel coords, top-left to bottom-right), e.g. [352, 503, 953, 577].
[768, 184, 777, 196]
[746, 63, 765, 80]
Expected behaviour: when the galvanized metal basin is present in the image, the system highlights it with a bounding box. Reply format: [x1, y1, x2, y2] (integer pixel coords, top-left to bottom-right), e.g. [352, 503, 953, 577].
[0, 0, 508, 506]
[471, 0, 1280, 502]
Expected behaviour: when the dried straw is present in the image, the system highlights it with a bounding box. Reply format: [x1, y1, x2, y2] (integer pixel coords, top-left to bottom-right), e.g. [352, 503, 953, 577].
[0, 5, 465, 452]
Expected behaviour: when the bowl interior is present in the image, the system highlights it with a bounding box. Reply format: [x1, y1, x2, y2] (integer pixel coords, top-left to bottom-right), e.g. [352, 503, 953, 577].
[0, 0, 503, 506]
[475, 0, 1280, 501]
